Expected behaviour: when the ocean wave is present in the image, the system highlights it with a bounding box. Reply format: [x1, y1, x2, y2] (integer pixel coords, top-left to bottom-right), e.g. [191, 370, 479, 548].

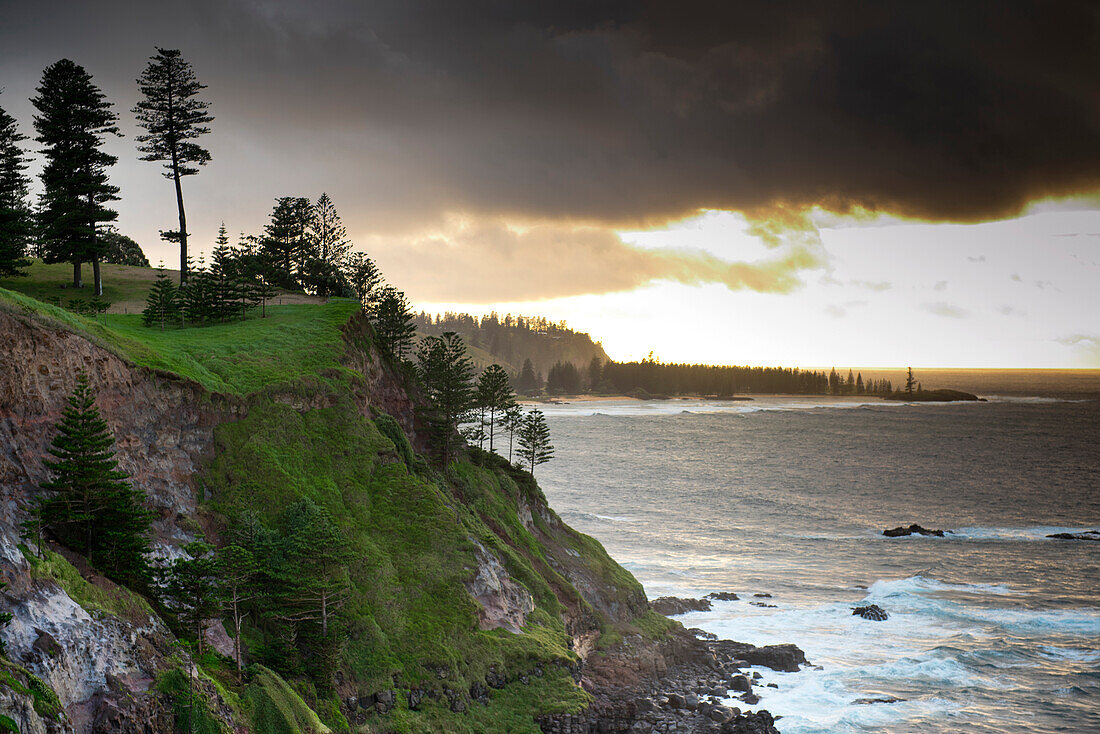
[946, 525, 1100, 541]
[981, 395, 1086, 404]
[560, 510, 635, 523]
[866, 575, 1020, 597]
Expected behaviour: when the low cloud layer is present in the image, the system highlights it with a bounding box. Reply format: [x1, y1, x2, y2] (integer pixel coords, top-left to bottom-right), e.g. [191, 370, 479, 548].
[922, 301, 969, 319]
[370, 218, 825, 302]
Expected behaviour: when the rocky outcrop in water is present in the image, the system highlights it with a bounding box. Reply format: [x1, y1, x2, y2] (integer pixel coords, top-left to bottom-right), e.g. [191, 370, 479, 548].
[538, 629, 799, 734]
[1046, 530, 1100, 541]
[882, 524, 945, 537]
[651, 597, 713, 615]
[852, 696, 905, 705]
[851, 604, 888, 621]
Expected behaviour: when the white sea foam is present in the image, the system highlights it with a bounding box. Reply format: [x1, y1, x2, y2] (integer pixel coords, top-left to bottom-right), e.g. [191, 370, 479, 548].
[947, 525, 1100, 541]
[673, 574, 1100, 733]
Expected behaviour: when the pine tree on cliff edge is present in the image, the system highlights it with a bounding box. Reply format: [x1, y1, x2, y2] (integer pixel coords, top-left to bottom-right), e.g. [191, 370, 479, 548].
[517, 408, 554, 478]
[0, 91, 32, 277]
[32, 59, 121, 294]
[134, 48, 213, 286]
[35, 373, 152, 584]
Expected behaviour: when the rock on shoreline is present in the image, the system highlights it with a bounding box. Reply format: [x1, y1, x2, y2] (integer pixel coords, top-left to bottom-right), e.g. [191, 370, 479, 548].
[651, 596, 714, 615]
[538, 629, 806, 733]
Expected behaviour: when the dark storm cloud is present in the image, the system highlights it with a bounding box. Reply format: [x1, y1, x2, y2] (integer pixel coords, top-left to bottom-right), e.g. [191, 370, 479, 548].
[4, 0, 1097, 225]
[1, 1, 1097, 300]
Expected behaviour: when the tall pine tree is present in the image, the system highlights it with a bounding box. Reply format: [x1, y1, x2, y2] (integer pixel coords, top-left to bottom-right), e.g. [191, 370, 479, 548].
[306, 192, 351, 297]
[0, 91, 31, 277]
[261, 196, 314, 289]
[370, 285, 417, 359]
[517, 408, 554, 477]
[36, 373, 151, 584]
[476, 364, 513, 453]
[32, 59, 121, 294]
[417, 332, 475, 466]
[133, 48, 213, 286]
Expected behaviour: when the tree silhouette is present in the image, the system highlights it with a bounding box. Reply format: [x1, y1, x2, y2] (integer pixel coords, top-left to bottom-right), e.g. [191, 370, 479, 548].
[417, 332, 475, 466]
[99, 227, 149, 266]
[262, 196, 314, 288]
[517, 408, 554, 477]
[0, 91, 31, 277]
[32, 59, 121, 294]
[477, 364, 514, 453]
[370, 285, 417, 358]
[343, 252, 382, 305]
[134, 48, 213, 286]
[516, 358, 540, 395]
[307, 193, 351, 296]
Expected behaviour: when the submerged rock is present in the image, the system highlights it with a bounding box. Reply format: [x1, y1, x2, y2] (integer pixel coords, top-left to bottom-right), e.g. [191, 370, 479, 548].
[651, 596, 713, 615]
[708, 591, 740, 601]
[852, 696, 905, 705]
[883, 523, 945, 537]
[851, 604, 889, 621]
[1046, 530, 1100, 541]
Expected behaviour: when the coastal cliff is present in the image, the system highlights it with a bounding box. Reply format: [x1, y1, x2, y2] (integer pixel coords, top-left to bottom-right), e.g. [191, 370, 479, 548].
[1, 289, 769, 734]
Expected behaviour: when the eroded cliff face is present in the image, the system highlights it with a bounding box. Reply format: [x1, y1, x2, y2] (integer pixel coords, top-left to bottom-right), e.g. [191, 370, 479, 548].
[0, 308, 232, 732]
[0, 308, 236, 544]
[0, 302, 657, 733]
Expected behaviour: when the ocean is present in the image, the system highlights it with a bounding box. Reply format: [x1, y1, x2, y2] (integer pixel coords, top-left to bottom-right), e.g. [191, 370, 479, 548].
[535, 379, 1100, 733]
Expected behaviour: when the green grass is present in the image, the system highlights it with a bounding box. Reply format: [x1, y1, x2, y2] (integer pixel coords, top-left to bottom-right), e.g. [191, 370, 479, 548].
[0, 286, 363, 396]
[0, 259, 164, 313]
[0, 258, 322, 315]
[203, 397, 593, 731]
[2, 282, 654, 733]
[243, 666, 333, 734]
[21, 546, 155, 623]
[155, 668, 233, 734]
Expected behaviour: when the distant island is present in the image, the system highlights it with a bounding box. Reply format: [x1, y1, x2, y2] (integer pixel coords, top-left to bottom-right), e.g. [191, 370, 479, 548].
[882, 368, 985, 402]
[884, 389, 985, 402]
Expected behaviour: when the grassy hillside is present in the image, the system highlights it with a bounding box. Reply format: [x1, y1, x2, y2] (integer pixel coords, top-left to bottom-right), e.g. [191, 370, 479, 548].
[0, 259, 321, 315]
[0, 284, 361, 396]
[1, 278, 658, 733]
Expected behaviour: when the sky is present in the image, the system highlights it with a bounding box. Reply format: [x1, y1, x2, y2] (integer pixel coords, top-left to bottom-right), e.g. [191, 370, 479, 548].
[1, 0, 1098, 367]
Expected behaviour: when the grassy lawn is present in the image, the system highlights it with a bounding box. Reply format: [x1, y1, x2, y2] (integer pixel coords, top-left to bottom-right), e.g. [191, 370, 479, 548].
[0, 259, 323, 315]
[0, 284, 363, 396]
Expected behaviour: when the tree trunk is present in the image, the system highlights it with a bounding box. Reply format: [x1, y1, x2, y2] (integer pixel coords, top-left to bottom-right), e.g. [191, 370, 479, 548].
[173, 163, 188, 286]
[73, 260, 82, 289]
[92, 256, 102, 297]
[321, 590, 328, 639]
[232, 592, 242, 672]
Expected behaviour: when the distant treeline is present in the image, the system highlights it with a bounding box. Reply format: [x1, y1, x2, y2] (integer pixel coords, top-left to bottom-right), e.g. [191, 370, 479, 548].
[413, 311, 609, 379]
[595, 360, 892, 397]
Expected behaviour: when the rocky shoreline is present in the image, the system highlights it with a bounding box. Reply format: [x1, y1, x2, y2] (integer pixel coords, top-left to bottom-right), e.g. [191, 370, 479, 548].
[538, 619, 808, 734]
